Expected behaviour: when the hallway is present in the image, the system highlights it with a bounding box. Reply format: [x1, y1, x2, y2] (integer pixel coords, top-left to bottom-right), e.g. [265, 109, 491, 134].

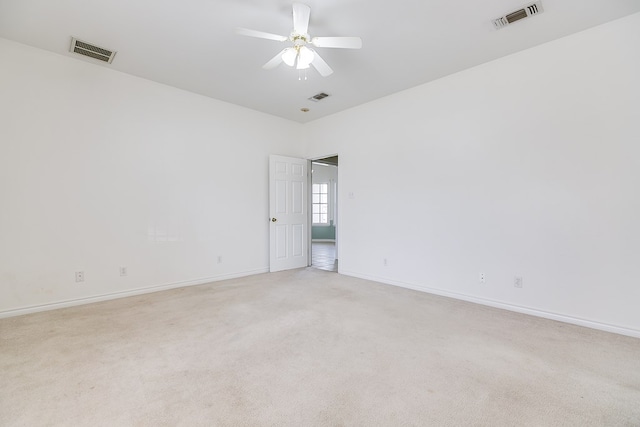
[311, 242, 337, 272]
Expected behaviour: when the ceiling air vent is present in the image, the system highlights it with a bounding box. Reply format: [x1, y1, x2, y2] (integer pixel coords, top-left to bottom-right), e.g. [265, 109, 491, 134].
[492, 1, 543, 29]
[70, 37, 117, 63]
[308, 92, 330, 102]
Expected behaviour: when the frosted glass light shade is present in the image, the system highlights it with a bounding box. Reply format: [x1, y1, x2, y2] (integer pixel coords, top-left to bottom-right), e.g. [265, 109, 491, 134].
[282, 48, 297, 67]
[296, 46, 314, 69]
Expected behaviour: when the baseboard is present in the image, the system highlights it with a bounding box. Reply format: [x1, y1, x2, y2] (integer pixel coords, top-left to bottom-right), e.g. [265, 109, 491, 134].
[340, 270, 640, 339]
[0, 268, 269, 319]
[312, 239, 336, 243]
[6, 267, 638, 339]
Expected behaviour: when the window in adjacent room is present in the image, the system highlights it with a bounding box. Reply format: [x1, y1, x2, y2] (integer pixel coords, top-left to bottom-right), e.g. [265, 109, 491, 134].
[312, 183, 329, 224]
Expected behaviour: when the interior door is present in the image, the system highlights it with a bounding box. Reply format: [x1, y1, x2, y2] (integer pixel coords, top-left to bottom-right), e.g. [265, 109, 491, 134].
[269, 155, 308, 272]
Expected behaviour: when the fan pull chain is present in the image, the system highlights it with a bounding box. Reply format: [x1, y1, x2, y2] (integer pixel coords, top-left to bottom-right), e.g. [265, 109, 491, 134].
[298, 69, 308, 81]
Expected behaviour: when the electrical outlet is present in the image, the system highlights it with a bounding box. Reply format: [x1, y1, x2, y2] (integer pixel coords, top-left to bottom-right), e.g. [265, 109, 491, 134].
[217, 256, 222, 264]
[75, 271, 84, 282]
[479, 272, 486, 284]
[119, 267, 127, 276]
[383, 258, 388, 267]
[514, 276, 523, 288]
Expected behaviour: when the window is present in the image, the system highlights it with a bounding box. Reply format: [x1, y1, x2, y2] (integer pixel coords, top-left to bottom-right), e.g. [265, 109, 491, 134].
[312, 183, 329, 224]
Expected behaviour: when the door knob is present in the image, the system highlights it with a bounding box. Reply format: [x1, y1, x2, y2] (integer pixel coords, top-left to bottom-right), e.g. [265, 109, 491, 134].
[271, 218, 277, 222]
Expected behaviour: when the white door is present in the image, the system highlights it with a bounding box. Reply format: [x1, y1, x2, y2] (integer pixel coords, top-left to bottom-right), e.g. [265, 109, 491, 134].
[269, 155, 308, 272]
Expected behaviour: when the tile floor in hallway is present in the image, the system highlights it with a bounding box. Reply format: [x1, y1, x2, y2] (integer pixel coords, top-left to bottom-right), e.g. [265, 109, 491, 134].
[311, 242, 337, 272]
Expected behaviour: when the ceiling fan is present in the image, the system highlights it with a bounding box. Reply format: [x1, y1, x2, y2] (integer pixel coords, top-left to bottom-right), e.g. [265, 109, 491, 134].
[236, 3, 362, 77]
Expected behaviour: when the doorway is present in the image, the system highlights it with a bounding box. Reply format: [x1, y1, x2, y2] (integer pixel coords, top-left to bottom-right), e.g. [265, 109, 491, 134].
[310, 155, 338, 272]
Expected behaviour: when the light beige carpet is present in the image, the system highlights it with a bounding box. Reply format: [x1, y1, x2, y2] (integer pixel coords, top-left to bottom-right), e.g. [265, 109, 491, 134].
[1, 268, 639, 426]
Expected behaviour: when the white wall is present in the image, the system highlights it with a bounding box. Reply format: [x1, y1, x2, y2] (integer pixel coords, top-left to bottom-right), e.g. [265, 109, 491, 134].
[0, 38, 303, 315]
[305, 13, 640, 336]
[311, 163, 338, 187]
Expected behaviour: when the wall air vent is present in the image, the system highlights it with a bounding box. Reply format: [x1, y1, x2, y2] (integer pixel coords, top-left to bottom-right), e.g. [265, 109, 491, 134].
[492, 1, 543, 29]
[70, 37, 117, 63]
[308, 92, 330, 102]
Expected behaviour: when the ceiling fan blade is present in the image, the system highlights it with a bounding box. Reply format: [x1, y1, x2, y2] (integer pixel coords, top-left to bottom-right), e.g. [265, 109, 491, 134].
[236, 27, 288, 42]
[310, 51, 333, 77]
[311, 37, 362, 49]
[263, 49, 287, 70]
[292, 3, 311, 35]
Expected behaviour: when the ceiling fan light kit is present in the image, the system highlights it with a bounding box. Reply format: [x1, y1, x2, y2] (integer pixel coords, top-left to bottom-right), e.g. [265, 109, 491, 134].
[236, 2, 362, 78]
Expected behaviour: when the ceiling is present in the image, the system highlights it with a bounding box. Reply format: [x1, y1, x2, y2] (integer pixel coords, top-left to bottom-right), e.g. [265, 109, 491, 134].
[1, 0, 639, 123]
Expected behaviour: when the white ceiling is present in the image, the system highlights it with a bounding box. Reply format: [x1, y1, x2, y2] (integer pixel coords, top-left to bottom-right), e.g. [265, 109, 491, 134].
[1, 0, 639, 123]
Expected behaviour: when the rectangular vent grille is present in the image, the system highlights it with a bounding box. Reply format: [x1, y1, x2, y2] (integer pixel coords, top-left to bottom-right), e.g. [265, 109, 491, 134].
[492, 1, 543, 29]
[506, 9, 528, 23]
[309, 92, 330, 102]
[70, 38, 116, 63]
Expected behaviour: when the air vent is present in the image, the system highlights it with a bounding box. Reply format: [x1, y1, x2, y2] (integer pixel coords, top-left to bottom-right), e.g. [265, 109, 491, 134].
[70, 37, 117, 63]
[308, 92, 330, 102]
[492, 1, 543, 29]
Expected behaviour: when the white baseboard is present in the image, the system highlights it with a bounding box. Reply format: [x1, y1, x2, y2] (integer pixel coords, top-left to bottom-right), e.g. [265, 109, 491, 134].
[340, 270, 640, 339]
[312, 239, 336, 243]
[6, 267, 638, 339]
[0, 268, 269, 319]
